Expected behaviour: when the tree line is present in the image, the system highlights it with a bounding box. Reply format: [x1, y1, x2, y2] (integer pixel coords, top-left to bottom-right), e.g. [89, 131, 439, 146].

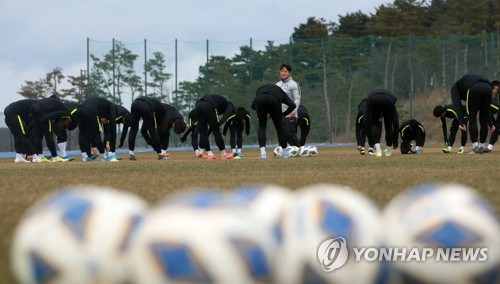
[16, 0, 500, 145]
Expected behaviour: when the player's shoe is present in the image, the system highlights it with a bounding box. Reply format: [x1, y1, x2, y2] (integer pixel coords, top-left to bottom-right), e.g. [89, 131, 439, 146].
[14, 157, 30, 163]
[457, 148, 465, 154]
[233, 155, 242, 160]
[38, 157, 53, 163]
[374, 151, 382, 157]
[442, 148, 451, 153]
[221, 153, 234, 160]
[415, 149, 422, 154]
[359, 147, 365, 155]
[196, 152, 203, 158]
[368, 148, 375, 155]
[83, 157, 96, 162]
[482, 148, 492, 153]
[162, 152, 170, 157]
[282, 152, 292, 159]
[158, 154, 170, 160]
[259, 153, 267, 159]
[53, 156, 69, 162]
[469, 147, 483, 154]
[384, 149, 391, 157]
[102, 154, 119, 162]
[129, 154, 137, 161]
[60, 155, 75, 161]
[207, 155, 218, 160]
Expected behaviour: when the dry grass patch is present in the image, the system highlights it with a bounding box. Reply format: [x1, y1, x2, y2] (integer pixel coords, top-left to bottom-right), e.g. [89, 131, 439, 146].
[0, 145, 498, 282]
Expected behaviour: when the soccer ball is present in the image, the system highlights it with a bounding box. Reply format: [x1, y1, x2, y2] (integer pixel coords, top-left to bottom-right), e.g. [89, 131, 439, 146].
[298, 146, 310, 157]
[274, 184, 383, 284]
[230, 184, 293, 245]
[382, 183, 500, 283]
[285, 146, 299, 157]
[308, 146, 318, 157]
[273, 146, 283, 157]
[11, 185, 148, 284]
[128, 189, 275, 283]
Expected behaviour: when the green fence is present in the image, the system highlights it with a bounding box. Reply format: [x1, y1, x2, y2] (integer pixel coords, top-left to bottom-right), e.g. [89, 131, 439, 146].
[86, 34, 499, 146]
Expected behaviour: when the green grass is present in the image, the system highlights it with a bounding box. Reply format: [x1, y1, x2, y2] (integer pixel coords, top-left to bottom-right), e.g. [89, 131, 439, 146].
[0, 144, 498, 282]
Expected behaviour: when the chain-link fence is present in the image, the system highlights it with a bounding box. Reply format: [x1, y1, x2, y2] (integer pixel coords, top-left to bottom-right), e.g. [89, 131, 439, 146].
[85, 34, 499, 145]
[1, 34, 499, 152]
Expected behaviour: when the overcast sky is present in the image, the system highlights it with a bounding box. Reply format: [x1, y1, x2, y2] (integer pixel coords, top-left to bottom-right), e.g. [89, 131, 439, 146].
[0, 0, 389, 112]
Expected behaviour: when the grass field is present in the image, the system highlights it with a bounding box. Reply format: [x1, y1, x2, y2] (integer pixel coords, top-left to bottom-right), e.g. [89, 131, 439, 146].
[1, 144, 499, 282]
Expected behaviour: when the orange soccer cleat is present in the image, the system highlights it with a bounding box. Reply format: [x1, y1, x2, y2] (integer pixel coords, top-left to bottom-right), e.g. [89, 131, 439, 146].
[221, 153, 234, 160]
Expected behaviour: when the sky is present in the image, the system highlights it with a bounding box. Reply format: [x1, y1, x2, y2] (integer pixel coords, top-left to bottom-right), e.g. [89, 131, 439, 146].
[0, 0, 390, 112]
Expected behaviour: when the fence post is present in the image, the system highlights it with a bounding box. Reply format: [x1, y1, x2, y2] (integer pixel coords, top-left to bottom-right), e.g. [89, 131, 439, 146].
[409, 35, 414, 119]
[175, 39, 178, 100]
[144, 39, 147, 96]
[249, 37, 253, 100]
[86, 38, 90, 96]
[112, 38, 116, 103]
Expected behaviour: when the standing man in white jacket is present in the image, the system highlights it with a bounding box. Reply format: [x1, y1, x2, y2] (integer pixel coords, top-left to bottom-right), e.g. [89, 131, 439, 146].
[276, 63, 301, 146]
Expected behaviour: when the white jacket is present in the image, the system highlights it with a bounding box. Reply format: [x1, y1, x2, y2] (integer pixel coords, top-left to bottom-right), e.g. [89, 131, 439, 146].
[276, 76, 301, 117]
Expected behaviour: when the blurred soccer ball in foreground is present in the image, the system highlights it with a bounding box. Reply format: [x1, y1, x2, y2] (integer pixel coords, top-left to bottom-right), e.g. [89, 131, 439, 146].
[230, 184, 293, 247]
[128, 189, 274, 284]
[11, 185, 147, 284]
[382, 183, 500, 283]
[274, 184, 383, 284]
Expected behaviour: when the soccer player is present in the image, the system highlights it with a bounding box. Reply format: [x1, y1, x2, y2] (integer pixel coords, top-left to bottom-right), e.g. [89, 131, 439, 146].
[140, 103, 186, 158]
[433, 104, 468, 154]
[483, 80, 500, 153]
[450, 74, 495, 154]
[297, 105, 311, 147]
[399, 119, 426, 154]
[4, 99, 38, 162]
[128, 97, 172, 161]
[363, 89, 399, 157]
[30, 96, 73, 162]
[191, 94, 234, 160]
[251, 83, 296, 159]
[71, 96, 118, 161]
[276, 63, 301, 147]
[180, 110, 203, 158]
[355, 98, 374, 155]
[222, 106, 251, 158]
[53, 101, 79, 161]
[101, 104, 132, 160]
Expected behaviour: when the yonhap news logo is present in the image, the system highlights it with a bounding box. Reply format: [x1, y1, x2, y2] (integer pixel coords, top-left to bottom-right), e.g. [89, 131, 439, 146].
[317, 238, 489, 272]
[317, 237, 348, 272]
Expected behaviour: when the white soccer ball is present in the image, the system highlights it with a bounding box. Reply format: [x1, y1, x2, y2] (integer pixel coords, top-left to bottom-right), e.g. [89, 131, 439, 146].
[308, 145, 318, 157]
[128, 189, 275, 284]
[11, 185, 148, 284]
[298, 146, 310, 157]
[382, 183, 500, 283]
[285, 146, 299, 157]
[230, 185, 293, 245]
[274, 184, 383, 284]
[273, 146, 283, 157]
